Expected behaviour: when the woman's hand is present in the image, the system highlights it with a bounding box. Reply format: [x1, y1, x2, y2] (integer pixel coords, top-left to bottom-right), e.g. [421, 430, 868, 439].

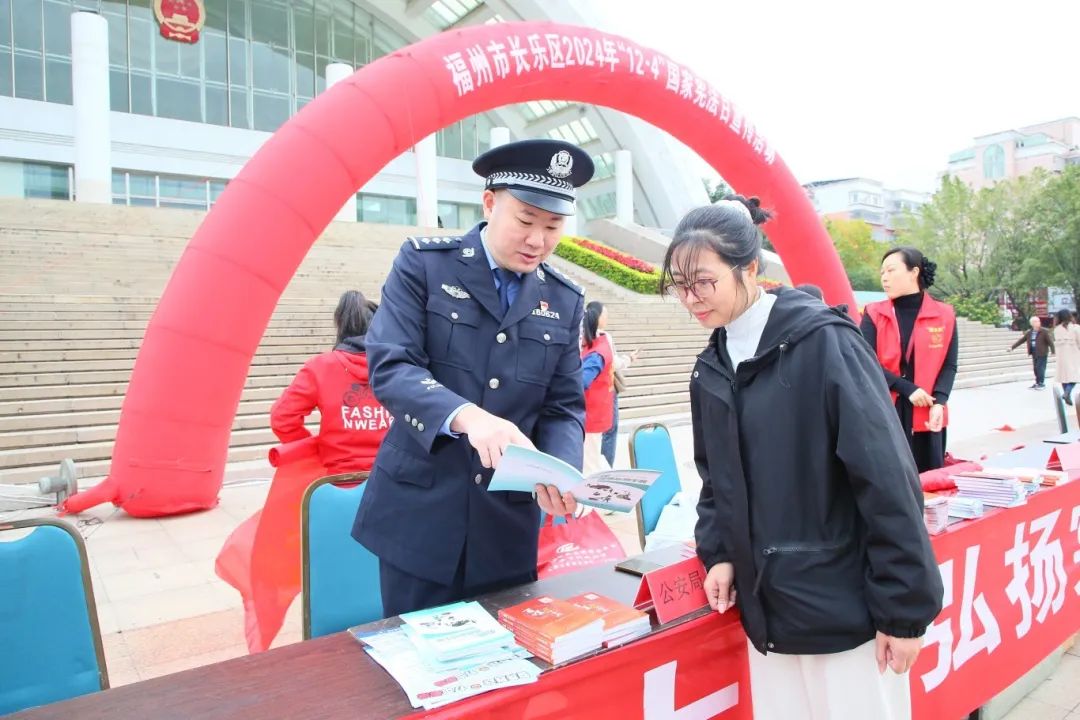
[909, 388, 935, 407]
[927, 404, 945, 433]
[875, 632, 923, 674]
[704, 562, 736, 613]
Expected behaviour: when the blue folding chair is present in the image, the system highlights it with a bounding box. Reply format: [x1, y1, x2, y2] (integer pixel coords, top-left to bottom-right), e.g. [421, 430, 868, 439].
[301, 473, 382, 639]
[629, 423, 683, 549]
[0, 517, 109, 715]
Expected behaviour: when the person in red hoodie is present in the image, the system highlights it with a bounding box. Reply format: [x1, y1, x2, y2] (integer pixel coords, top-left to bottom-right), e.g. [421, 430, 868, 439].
[270, 289, 391, 473]
[217, 290, 391, 653]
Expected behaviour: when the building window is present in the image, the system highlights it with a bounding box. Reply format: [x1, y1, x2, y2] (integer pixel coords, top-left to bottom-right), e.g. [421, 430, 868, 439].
[437, 200, 482, 230]
[983, 144, 1005, 180]
[111, 168, 225, 209]
[358, 193, 416, 226]
[24, 161, 71, 199]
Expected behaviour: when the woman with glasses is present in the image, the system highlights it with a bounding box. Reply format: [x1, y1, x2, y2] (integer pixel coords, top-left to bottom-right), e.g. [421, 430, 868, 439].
[662, 197, 941, 720]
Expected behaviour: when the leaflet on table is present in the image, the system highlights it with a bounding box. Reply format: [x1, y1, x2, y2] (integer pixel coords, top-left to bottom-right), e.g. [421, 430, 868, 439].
[353, 627, 540, 710]
[488, 445, 661, 512]
[399, 601, 516, 661]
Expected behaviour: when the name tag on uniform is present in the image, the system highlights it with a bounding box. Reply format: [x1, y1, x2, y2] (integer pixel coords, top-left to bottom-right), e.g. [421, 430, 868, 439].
[531, 300, 560, 320]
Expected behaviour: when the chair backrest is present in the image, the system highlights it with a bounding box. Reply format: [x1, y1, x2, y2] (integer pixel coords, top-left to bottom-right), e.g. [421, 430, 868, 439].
[629, 423, 683, 549]
[301, 474, 382, 639]
[0, 518, 109, 715]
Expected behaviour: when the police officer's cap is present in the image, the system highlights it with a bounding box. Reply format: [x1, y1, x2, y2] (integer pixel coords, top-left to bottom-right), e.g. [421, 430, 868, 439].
[472, 139, 594, 216]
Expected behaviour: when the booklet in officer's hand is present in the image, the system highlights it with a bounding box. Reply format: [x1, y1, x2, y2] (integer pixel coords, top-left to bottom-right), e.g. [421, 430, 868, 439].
[488, 445, 662, 513]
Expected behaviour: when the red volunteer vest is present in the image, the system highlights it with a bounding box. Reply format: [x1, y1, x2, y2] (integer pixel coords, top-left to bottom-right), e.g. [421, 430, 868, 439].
[581, 334, 615, 434]
[865, 295, 955, 433]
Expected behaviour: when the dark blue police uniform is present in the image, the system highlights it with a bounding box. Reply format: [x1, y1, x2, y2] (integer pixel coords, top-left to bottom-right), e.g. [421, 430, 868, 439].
[352, 139, 594, 616]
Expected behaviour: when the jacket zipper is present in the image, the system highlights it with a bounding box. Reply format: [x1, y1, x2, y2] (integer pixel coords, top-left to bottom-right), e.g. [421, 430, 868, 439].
[752, 539, 850, 595]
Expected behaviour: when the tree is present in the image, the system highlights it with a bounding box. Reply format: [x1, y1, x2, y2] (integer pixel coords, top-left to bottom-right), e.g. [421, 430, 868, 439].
[902, 176, 995, 298]
[1031, 165, 1080, 307]
[824, 218, 880, 291]
[981, 172, 1046, 324]
[703, 177, 733, 203]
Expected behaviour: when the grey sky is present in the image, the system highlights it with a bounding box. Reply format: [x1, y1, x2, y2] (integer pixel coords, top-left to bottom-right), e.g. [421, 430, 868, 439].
[606, 0, 1080, 192]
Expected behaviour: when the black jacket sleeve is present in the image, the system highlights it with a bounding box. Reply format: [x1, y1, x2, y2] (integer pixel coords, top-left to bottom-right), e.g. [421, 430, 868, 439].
[933, 323, 959, 405]
[859, 313, 918, 399]
[691, 388, 729, 570]
[828, 328, 944, 638]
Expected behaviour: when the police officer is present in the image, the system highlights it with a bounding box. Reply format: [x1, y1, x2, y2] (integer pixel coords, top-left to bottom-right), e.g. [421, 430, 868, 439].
[352, 138, 595, 616]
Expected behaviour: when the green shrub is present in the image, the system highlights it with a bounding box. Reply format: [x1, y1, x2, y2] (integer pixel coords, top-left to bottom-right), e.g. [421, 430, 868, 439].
[553, 239, 662, 294]
[950, 296, 1001, 326]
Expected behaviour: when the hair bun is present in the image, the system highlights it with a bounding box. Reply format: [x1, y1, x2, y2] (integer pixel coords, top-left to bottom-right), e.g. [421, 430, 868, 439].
[723, 193, 772, 226]
[920, 258, 937, 288]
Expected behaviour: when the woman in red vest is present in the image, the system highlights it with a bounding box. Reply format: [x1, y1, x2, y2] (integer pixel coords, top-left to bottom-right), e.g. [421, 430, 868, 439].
[581, 300, 615, 474]
[860, 247, 958, 472]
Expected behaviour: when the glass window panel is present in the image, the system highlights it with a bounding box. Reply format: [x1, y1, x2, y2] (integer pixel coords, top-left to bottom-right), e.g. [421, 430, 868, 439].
[129, 14, 153, 71]
[13, 0, 42, 52]
[0, 50, 11, 96]
[461, 117, 477, 160]
[356, 35, 370, 67]
[204, 30, 226, 83]
[43, 0, 71, 56]
[442, 121, 463, 160]
[160, 175, 206, 201]
[205, 0, 226, 32]
[155, 33, 180, 75]
[205, 83, 227, 125]
[333, 23, 354, 65]
[128, 171, 154, 195]
[210, 180, 227, 200]
[0, 0, 11, 50]
[252, 91, 288, 131]
[360, 194, 384, 223]
[130, 71, 152, 114]
[106, 10, 127, 67]
[23, 162, 70, 199]
[229, 87, 248, 128]
[130, 196, 155, 206]
[228, 37, 246, 84]
[251, 1, 287, 46]
[112, 170, 125, 194]
[178, 41, 201, 79]
[437, 202, 458, 230]
[476, 114, 492, 154]
[314, 11, 329, 57]
[44, 57, 71, 104]
[252, 42, 289, 93]
[314, 54, 326, 93]
[112, 196, 127, 205]
[156, 76, 201, 122]
[295, 51, 314, 97]
[295, 96, 309, 113]
[227, 0, 247, 39]
[13, 52, 43, 100]
[293, 3, 313, 54]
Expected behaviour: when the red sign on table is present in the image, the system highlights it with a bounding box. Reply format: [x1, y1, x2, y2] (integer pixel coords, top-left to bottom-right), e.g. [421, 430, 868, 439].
[911, 478, 1080, 719]
[633, 556, 709, 624]
[1048, 442, 1080, 471]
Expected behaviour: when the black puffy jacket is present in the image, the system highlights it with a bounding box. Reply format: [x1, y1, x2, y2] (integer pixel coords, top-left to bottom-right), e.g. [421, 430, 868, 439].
[692, 288, 943, 655]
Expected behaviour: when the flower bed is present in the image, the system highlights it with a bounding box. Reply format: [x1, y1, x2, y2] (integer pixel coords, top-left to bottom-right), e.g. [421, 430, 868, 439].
[570, 237, 656, 274]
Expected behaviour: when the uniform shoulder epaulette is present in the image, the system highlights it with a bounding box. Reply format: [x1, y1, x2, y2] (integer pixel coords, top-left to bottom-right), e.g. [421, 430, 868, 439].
[407, 235, 462, 250]
[540, 261, 584, 296]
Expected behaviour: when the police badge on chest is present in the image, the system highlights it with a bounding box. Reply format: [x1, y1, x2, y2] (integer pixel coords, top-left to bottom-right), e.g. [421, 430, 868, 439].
[531, 300, 560, 320]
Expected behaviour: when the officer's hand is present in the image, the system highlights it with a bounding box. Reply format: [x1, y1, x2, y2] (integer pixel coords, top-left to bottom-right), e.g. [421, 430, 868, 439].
[451, 405, 534, 468]
[535, 484, 577, 517]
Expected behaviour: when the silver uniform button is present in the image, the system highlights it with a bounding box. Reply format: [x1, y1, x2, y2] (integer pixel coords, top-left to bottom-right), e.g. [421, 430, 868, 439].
[411, 418, 418, 427]
[474, 474, 482, 485]
[404, 414, 411, 422]
[417, 423, 425, 432]
[543, 333, 551, 341]
[767, 642, 775, 649]
[693, 371, 699, 378]
[451, 311, 459, 320]
[489, 378, 500, 389]
[496, 332, 507, 343]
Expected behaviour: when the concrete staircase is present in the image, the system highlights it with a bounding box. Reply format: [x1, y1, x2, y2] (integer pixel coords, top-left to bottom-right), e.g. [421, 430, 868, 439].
[0, 199, 1045, 485]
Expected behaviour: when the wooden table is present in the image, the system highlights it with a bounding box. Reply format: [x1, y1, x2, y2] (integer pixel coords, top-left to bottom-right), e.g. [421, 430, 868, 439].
[9, 559, 690, 720]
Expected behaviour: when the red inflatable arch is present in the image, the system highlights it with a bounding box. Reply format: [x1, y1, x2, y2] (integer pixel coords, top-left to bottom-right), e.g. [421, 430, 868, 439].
[61, 21, 854, 517]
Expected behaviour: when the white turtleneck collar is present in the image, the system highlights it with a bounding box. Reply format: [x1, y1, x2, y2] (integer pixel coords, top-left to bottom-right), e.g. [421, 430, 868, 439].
[724, 288, 777, 369]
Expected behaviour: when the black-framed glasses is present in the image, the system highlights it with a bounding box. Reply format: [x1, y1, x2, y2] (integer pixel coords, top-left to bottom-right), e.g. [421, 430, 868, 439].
[663, 279, 719, 300]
